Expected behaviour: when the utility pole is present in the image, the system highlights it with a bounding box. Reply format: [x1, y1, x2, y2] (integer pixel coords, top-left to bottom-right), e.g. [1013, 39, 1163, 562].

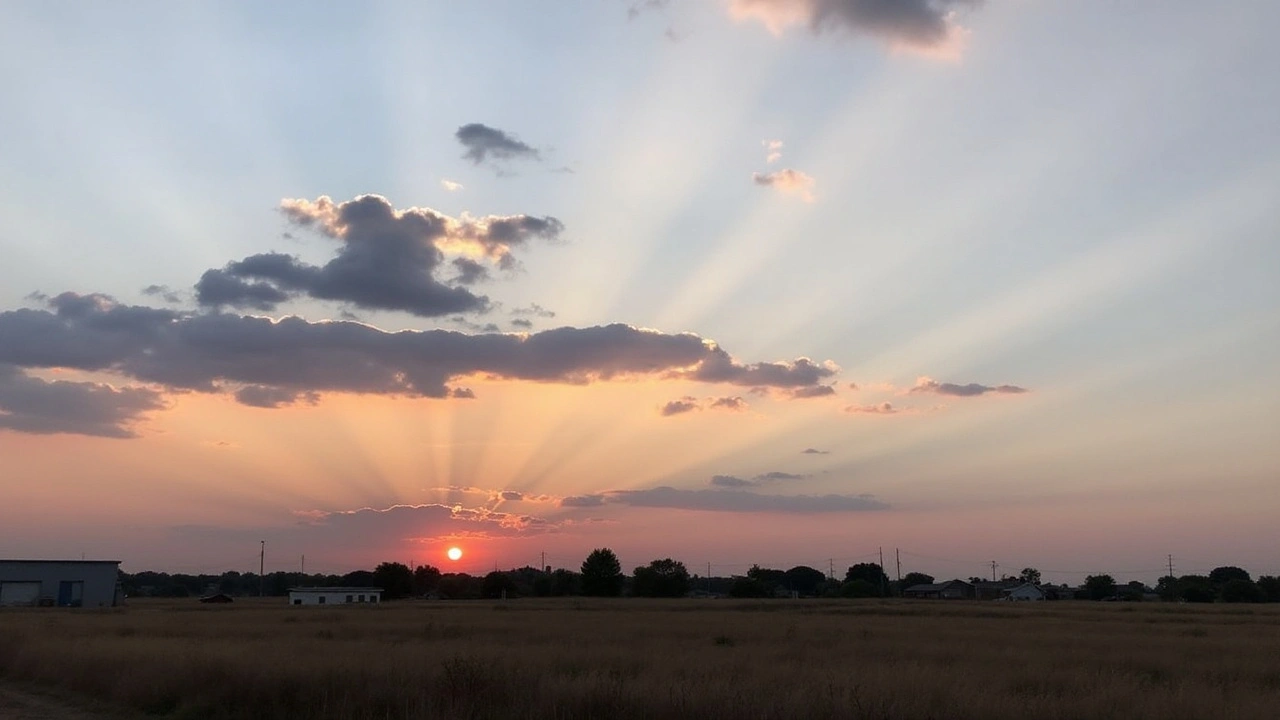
[991, 560, 998, 582]
[1167, 554, 1174, 578]
[828, 558, 834, 580]
[542, 551, 546, 572]
[259, 540, 265, 597]
[895, 548, 901, 584]
[301, 555, 305, 574]
[707, 563, 712, 594]
[879, 547, 888, 596]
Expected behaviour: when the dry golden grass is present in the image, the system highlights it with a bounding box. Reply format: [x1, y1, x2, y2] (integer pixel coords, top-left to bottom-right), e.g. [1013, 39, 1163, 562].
[1, 599, 1279, 719]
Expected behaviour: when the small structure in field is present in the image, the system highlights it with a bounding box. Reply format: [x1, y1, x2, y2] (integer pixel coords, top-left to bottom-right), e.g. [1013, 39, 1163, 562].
[903, 579, 974, 600]
[0, 559, 122, 607]
[199, 593, 234, 604]
[287, 587, 383, 606]
[1003, 583, 1046, 601]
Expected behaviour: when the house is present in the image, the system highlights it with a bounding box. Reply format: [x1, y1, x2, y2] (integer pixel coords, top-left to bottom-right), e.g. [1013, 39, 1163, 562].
[972, 579, 1022, 600]
[903, 579, 974, 599]
[288, 587, 383, 606]
[1003, 583, 1046, 601]
[0, 560, 122, 608]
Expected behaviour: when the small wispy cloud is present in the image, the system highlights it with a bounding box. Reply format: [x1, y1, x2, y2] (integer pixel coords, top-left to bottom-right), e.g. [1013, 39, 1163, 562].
[763, 139, 784, 164]
[440, 179, 464, 192]
[910, 376, 1029, 397]
[753, 169, 816, 202]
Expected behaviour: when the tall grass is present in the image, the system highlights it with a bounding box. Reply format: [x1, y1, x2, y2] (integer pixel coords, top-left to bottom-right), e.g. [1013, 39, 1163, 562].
[1, 599, 1278, 719]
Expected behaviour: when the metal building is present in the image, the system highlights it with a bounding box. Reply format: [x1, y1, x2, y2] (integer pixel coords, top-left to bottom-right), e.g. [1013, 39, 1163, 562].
[288, 586, 383, 605]
[0, 560, 122, 608]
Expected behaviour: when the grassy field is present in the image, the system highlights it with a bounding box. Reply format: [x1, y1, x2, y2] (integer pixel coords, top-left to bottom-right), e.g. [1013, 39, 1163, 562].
[1, 598, 1278, 719]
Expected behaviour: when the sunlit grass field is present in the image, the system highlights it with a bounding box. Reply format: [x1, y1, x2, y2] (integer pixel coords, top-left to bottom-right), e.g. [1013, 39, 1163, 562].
[2, 598, 1278, 719]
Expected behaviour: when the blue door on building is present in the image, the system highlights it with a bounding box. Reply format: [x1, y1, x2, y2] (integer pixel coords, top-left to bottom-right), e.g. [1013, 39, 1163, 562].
[57, 581, 84, 607]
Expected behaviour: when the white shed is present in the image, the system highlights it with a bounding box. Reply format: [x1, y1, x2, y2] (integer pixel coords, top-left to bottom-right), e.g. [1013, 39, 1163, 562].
[287, 587, 383, 606]
[1005, 583, 1046, 601]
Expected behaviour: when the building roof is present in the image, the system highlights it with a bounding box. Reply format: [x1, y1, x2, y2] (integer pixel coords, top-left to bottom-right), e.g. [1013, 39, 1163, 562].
[288, 587, 384, 593]
[0, 559, 121, 564]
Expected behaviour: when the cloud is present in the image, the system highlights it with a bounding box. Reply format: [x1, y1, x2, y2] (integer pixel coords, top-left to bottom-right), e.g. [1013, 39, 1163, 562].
[440, 180, 464, 192]
[801, 447, 829, 454]
[0, 296, 838, 407]
[606, 486, 887, 513]
[910, 376, 1028, 397]
[754, 471, 807, 482]
[559, 494, 606, 508]
[728, 0, 980, 56]
[141, 284, 183, 304]
[710, 474, 754, 488]
[307, 503, 561, 538]
[763, 139, 784, 164]
[456, 123, 540, 166]
[684, 347, 837, 388]
[708, 396, 748, 411]
[660, 397, 700, 416]
[511, 318, 533, 329]
[451, 258, 491, 286]
[449, 387, 477, 399]
[234, 385, 319, 409]
[846, 401, 900, 414]
[511, 303, 556, 319]
[0, 364, 163, 438]
[790, 383, 836, 399]
[195, 195, 563, 317]
[752, 169, 816, 202]
[627, 0, 670, 19]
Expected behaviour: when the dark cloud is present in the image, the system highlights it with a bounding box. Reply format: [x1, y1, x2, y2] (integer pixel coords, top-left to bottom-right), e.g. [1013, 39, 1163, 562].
[234, 385, 319, 409]
[449, 387, 477, 399]
[627, 0, 670, 19]
[511, 318, 534, 330]
[710, 474, 753, 488]
[791, 384, 836, 399]
[141, 284, 183, 304]
[910, 377, 1028, 397]
[456, 123, 541, 165]
[197, 195, 562, 318]
[511, 303, 556, 319]
[754, 471, 807, 482]
[685, 347, 837, 388]
[660, 397, 699, 416]
[0, 295, 838, 418]
[606, 486, 887, 513]
[709, 396, 748, 411]
[802, 448, 829, 454]
[729, 0, 980, 51]
[559, 494, 606, 508]
[450, 258, 490, 286]
[499, 490, 523, 501]
[0, 364, 163, 438]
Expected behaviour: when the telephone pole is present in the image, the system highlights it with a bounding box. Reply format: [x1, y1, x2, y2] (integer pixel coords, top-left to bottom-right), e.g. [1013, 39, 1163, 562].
[895, 548, 901, 584]
[1167, 554, 1174, 578]
[259, 540, 265, 597]
[879, 547, 888, 595]
[541, 551, 546, 572]
[828, 558, 834, 580]
[990, 560, 998, 581]
[301, 554, 305, 574]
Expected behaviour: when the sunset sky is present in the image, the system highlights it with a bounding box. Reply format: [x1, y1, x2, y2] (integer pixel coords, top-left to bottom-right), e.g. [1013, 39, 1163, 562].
[1, 2, 1277, 585]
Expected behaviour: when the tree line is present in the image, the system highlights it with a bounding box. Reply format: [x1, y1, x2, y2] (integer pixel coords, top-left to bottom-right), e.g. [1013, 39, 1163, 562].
[119, 553, 1280, 603]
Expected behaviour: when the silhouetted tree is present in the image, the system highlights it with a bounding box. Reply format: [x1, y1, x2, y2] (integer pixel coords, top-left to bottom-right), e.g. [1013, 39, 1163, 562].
[549, 568, 580, 596]
[481, 571, 518, 599]
[372, 562, 414, 599]
[1256, 576, 1280, 603]
[1221, 578, 1264, 603]
[413, 565, 442, 596]
[581, 548, 623, 597]
[783, 566, 827, 597]
[1209, 566, 1251, 587]
[1019, 568, 1042, 585]
[341, 570, 377, 587]
[901, 572, 934, 588]
[632, 558, 691, 597]
[840, 579, 879, 598]
[1155, 575, 1179, 602]
[747, 565, 786, 595]
[437, 573, 480, 599]
[729, 577, 770, 598]
[1083, 574, 1116, 600]
[1178, 575, 1214, 603]
[845, 563, 889, 596]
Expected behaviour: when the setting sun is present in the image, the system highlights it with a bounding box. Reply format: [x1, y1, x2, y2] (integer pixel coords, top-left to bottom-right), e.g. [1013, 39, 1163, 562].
[447, 547, 463, 561]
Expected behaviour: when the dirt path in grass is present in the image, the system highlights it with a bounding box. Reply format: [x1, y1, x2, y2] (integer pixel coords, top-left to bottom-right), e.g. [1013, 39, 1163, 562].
[0, 684, 125, 720]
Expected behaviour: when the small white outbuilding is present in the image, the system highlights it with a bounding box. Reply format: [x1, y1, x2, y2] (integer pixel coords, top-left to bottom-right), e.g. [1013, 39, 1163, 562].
[1004, 583, 1046, 601]
[287, 586, 383, 606]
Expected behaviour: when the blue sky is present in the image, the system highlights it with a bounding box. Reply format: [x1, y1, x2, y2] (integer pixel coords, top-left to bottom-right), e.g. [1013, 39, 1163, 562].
[1, 1, 1277, 581]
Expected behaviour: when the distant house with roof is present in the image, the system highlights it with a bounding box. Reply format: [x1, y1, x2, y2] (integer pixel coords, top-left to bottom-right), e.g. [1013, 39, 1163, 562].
[903, 579, 974, 600]
[1002, 583, 1046, 601]
[288, 587, 383, 606]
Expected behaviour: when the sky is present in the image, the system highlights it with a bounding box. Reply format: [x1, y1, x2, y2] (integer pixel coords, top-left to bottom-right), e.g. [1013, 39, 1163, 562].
[1, 1, 1278, 586]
